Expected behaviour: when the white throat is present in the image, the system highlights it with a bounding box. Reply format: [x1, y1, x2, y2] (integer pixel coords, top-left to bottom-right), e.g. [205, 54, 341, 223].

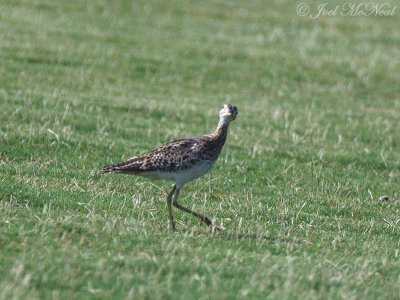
[219, 116, 230, 126]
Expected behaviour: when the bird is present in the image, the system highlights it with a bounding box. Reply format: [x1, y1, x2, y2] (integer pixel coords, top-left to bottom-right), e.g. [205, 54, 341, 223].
[101, 104, 238, 231]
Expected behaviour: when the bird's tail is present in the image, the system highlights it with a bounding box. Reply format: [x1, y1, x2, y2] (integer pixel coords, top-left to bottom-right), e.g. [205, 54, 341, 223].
[100, 163, 121, 173]
[100, 157, 143, 174]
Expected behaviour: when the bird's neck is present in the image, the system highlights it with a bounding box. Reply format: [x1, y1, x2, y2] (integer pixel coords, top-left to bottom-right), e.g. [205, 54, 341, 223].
[204, 118, 230, 160]
[210, 119, 229, 143]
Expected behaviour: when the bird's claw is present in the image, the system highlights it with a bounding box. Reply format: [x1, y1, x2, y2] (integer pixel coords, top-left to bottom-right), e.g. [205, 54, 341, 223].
[211, 225, 224, 234]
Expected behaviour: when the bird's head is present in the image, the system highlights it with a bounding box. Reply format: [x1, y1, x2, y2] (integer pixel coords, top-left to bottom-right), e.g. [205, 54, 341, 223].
[219, 104, 238, 124]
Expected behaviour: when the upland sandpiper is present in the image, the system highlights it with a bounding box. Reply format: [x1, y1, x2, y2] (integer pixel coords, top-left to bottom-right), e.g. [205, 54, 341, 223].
[101, 104, 238, 231]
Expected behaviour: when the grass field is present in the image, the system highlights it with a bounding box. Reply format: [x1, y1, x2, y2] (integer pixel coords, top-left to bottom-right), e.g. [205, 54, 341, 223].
[1, 0, 400, 299]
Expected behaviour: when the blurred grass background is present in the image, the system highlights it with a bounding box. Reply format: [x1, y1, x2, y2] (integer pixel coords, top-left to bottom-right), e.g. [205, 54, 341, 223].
[1, 0, 399, 299]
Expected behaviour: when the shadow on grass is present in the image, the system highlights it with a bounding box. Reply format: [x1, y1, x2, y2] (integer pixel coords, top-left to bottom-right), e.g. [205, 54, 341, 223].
[220, 232, 305, 245]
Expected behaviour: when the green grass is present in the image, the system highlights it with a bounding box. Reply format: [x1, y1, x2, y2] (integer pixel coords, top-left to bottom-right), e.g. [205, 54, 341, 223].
[1, 0, 400, 299]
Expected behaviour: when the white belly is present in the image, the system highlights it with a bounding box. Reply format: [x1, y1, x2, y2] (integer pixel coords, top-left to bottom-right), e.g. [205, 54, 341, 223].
[151, 160, 215, 188]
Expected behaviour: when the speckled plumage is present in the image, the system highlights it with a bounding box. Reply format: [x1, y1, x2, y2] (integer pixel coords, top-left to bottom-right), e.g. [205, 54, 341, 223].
[102, 123, 228, 183]
[101, 104, 238, 231]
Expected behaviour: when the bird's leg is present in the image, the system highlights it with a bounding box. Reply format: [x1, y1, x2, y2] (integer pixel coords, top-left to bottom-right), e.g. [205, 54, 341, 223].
[172, 187, 222, 231]
[167, 185, 176, 231]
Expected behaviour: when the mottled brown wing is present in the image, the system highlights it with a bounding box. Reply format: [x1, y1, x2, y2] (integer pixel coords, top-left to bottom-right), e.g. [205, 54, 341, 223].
[141, 138, 209, 172]
[101, 137, 210, 174]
